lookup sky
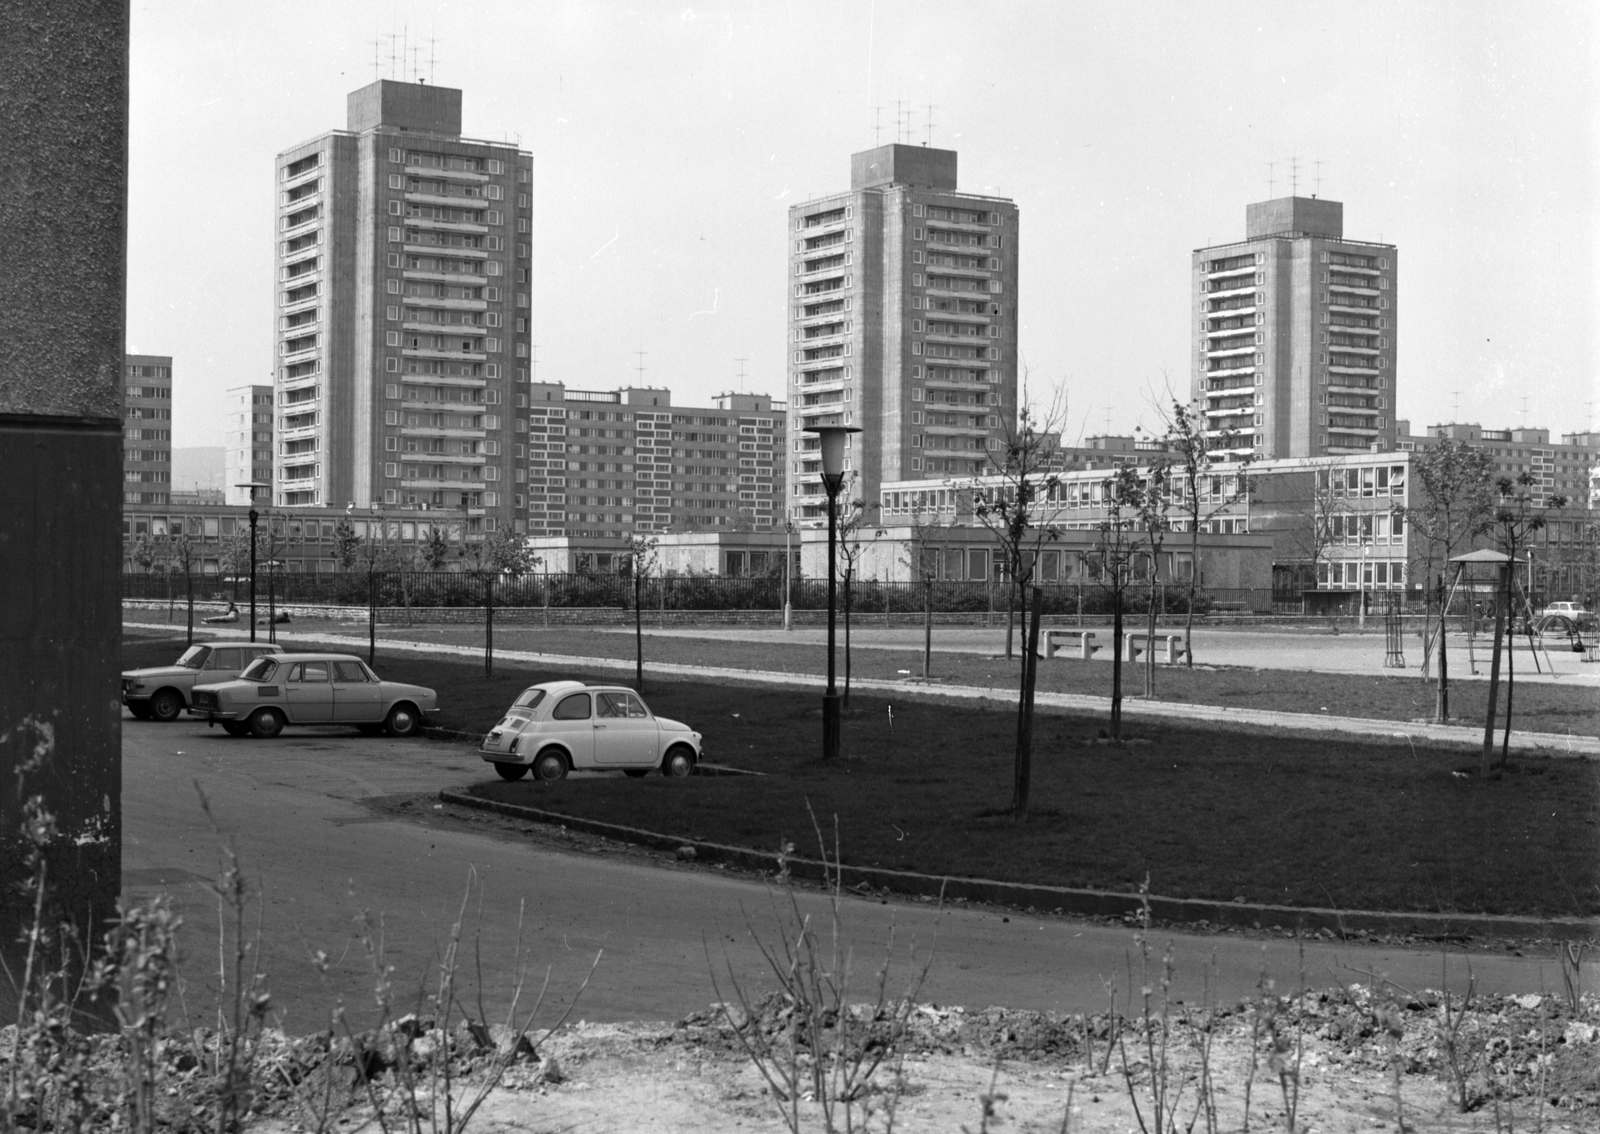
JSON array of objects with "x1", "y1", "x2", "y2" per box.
[{"x1": 128, "y1": 0, "x2": 1599, "y2": 451}]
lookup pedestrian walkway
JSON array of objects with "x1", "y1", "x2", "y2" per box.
[{"x1": 124, "y1": 619, "x2": 1600, "y2": 756}]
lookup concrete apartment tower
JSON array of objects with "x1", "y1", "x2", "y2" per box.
[
  {"x1": 224, "y1": 383, "x2": 274, "y2": 505},
  {"x1": 1191, "y1": 197, "x2": 1398, "y2": 459},
  {"x1": 274, "y1": 80, "x2": 533, "y2": 537},
  {"x1": 787, "y1": 144, "x2": 1019, "y2": 524},
  {"x1": 123, "y1": 354, "x2": 173, "y2": 503}
]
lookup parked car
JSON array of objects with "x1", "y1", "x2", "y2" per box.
[
  {"x1": 1542, "y1": 601, "x2": 1590, "y2": 618},
  {"x1": 188, "y1": 653, "x2": 440, "y2": 739},
  {"x1": 479, "y1": 681, "x2": 703, "y2": 781},
  {"x1": 123, "y1": 642, "x2": 284, "y2": 721}
]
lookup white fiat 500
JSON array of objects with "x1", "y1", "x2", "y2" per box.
[{"x1": 479, "y1": 681, "x2": 703, "y2": 781}]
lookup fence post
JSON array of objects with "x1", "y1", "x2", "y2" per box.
[{"x1": 485, "y1": 573, "x2": 495, "y2": 679}]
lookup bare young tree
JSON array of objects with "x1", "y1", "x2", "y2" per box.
[
  {"x1": 1283, "y1": 460, "x2": 1342, "y2": 610},
  {"x1": 1157, "y1": 399, "x2": 1253, "y2": 666},
  {"x1": 968, "y1": 391, "x2": 1069, "y2": 817},
  {"x1": 1481, "y1": 474, "x2": 1567, "y2": 774},
  {"x1": 1402, "y1": 440, "x2": 1494, "y2": 722},
  {"x1": 832, "y1": 480, "x2": 878, "y2": 711},
  {"x1": 1087, "y1": 464, "x2": 1163, "y2": 741},
  {"x1": 624, "y1": 534, "x2": 660, "y2": 694},
  {"x1": 1134, "y1": 458, "x2": 1175, "y2": 700},
  {"x1": 899, "y1": 513, "x2": 949, "y2": 680}
]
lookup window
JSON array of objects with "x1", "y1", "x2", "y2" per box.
[
  {"x1": 387, "y1": 279, "x2": 400, "y2": 294},
  {"x1": 333, "y1": 661, "x2": 368, "y2": 683},
  {"x1": 385, "y1": 358, "x2": 398, "y2": 372},
  {"x1": 553, "y1": 693, "x2": 591, "y2": 720},
  {"x1": 388, "y1": 226, "x2": 401, "y2": 243},
  {"x1": 385, "y1": 383, "x2": 399, "y2": 399},
  {"x1": 388, "y1": 200, "x2": 401, "y2": 215},
  {"x1": 384, "y1": 462, "x2": 398, "y2": 478},
  {"x1": 386, "y1": 253, "x2": 400, "y2": 268},
  {"x1": 386, "y1": 331, "x2": 400, "y2": 346},
  {"x1": 389, "y1": 148, "x2": 402, "y2": 163},
  {"x1": 289, "y1": 661, "x2": 329, "y2": 683},
  {"x1": 388, "y1": 174, "x2": 402, "y2": 189}
]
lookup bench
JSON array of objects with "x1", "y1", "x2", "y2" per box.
[
  {"x1": 1039, "y1": 629, "x2": 1100, "y2": 660},
  {"x1": 1125, "y1": 632, "x2": 1188, "y2": 664}
]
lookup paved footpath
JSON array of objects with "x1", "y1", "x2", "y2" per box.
[{"x1": 125, "y1": 620, "x2": 1600, "y2": 755}]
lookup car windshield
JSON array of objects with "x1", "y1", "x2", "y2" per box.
[
  {"x1": 240, "y1": 658, "x2": 278, "y2": 682},
  {"x1": 176, "y1": 646, "x2": 211, "y2": 669},
  {"x1": 513, "y1": 689, "x2": 548, "y2": 710}
]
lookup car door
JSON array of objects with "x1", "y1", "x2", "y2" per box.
[
  {"x1": 592, "y1": 691, "x2": 660, "y2": 766},
  {"x1": 284, "y1": 661, "x2": 335, "y2": 723},
  {"x1": 548, "y1": 691, "x2": 595, "y2": 766},
  {"x1": 331, "y1": 660, "x2": 385, "y2": 722},
  {"x1": 210, "y1": 648, "x2": 244, "y2": 681}
]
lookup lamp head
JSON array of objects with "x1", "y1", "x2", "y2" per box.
[{"x1": 803, "y1": 423, "x2": 862, "y2": 479}]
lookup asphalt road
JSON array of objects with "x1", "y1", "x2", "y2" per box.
[{"x1": 123, "y1": 713, "x2": 1592, "y2": 1036}]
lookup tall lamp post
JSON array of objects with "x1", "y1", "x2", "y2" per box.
[
  {"x1": 804, "y1": 423, "x2": 860, "y2": 761},
  {"x1": 236, "y1": 481, "x2": 271, "y2": 643}
]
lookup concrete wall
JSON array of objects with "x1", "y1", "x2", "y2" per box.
[{"x1": 0, "y1": 0, "x2": 128, "y2": 999}]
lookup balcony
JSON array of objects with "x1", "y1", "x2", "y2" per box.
[
  {"x1": 922, "y1": 421, "x2": 989, "y2": 436},
  {"x1": 401, "y1": 241, "x2": 489, "y2": 261},
  {"x1": 402, "y1": 320, "x2": 486, "y2": 336},
  {"x1": 922, "y1": 261, "x2": 991, "y2": 280},
  {"x1": 925, "y1": 330, "x2": 990, "y2": 346},
  {"x1": 279, "y1": 423, "x2": 319, "y2": 442},
  {"x1": 404, "y1": 165, "x2": 489, "y2": 183},
  {"x1": 400, "y1": 477, "x2": 489, "y2": 492},
  {"x1": 1325, "y1": 403, "x2": 1380, "y2": 416},
  {"x1": 401, "y1": 450, "x2": 484, "y2": 465},
  {"x1": 1205, "y1": 344, "x2": 1254, "y2": 359},
  {"x1": 403, "y1": 268, "x2": 490, "y2": 287},
  {"x1": 405, "y1": 295, "x2": 490, "y2": 312},
  {"x1": 1328, "y1": 281, "x2": 1379, "y2": 296},
  {"x1": 1206, "y1": 280, "x2": 1256, "y2": 299},
  {"x1": 1206, "y1": 265, "x2": 1255, "y2": 281},
  {"x1": 275, "y1": 476, "x2": 317, "y2": 493},
  {"x1": 1205, "y1": 362, "x2": 1257, "y2": 377},
  {"x1": 401, "y1": 346, "x2": 488, "y2": 363},
  {"x1": 400, "y1": 425, "x2": 486, "y2": 440},
  {"x1": 403, "y1": 215, "x2": 490, "y2": 236}
]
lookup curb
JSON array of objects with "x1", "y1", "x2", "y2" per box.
[
  {"x1": 123, "y1": 620, "x2": 1600, "y2": 757},
  {"x1": 437, "y1": 790, "x2": 1600, "y2": 942}
]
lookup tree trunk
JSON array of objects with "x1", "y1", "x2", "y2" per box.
[
  {"x1": 1435, "y1": 573, "x2": 1450, "y2": 723},
  {"x1": 185, "y1": 571, "x2": 194, "y2": 647},
  {"x1": 485, "y1": 573, "x2": 495, "y2": 680},
  {"x1": 1500, "y1": 564, "x2": 1516, "y2": 768},
  {"x1": 1145, "y1": 570, "x2": 1158, "y2": 699},
  {"x1": 1110, "y1": 581, "x2": 1125, "y2": 740},
  {"x1": 1480, "y1": 568, "x2": 1506, "y2": 776},
  {"x1": 635, "y1": 571, "x2": 644, "y2": 693},
  {"x1": 1012, "y1": 584, "x2": 1043, "y2": 817},
  {"x1": 843, "y1": 570, "x2": 853, "y2": 711},
  {"x1": 1003, "y1": 566, "x2": 1016, "y2": 660},
  {"x1": 1183, "y1": 545, "x2": 1197, "y2": 669},
  {"x1": 923, "y1": 577, "x2": 933, "y2": 679}
]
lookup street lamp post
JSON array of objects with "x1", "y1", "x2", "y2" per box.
[
  {"x1": 805, "y1": 423, "x2": 860, "y2": 761},
  {"x1": 783, "y1": 512, "x2": 794, "y2": 632},
  {"x1": 247, "y1": 507, "x2": 259, "y2": 643}
]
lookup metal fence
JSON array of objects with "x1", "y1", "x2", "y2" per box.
[{"x1": 122, "y1": 571, "x2": 1269, "y2": 617}]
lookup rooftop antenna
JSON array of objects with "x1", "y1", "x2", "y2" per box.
[
  {"x1": 387, "y1": 31, "x2": 397, "y2": 80},
  {"x1": 923, "y1": 103, "x2": 937, "y2": 146},
  {"x1": 1519, "y1": 396, "x2": 1530, "y2": 428},
  {"x1": 734, "y1": 356, "x2": 749, "y2": 394},
  {"x1": 1451, "y1": 390, "x2": 1461, "y2": 422},
  {"x1": 1313, "y1": 159, "x2": 1325, "y2": 198},
  {"x1": 429, "y1": 32, "x2": 436, "y2": 83},
  {"x1": 1103, "y1": 405, "x2": 1113, "y2": 436},
  {"x1": 1266, "y1": 160, "x2": 1276, "y2": 198},
  {"x1": 371, "y1": 37, "x2": 381, "y2": 80},
  {"x1": 633, "y1": 350, "x2": 647, "y2": 385},
  {"x1": 1289, "y1": 153, "x2": 1300, "y2": 197},
  {"x1": 530, "y1": 343, "x2": 539, "y2": 384},
  {"x1": 872, "y1": 104, "x2": 883, "y2": 145}
]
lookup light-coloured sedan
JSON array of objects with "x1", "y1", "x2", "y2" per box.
[
  {"x1": 479, "y1": 681, "x2": 703, "y2": 781},
  {"x1": 188, "y1": 653, "x2": 440, "y2": 739},
  {"x1": 123, "y1": 643, "x2": 284, "y2": 721}
]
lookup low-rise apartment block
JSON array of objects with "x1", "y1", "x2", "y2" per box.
[{"x1": 525, "y1": 385, "x2": 787, "y2": 538}]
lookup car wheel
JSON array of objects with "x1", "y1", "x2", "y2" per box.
[
  {"x1": 221, "y1": 721, "x2": 251, "y2": 738},
  {"x1": 662, "y1": 745, "x2": 695, "y2": 778},
  {"x1": 127, "y1": 703, "x2": 153, "y2": 720},
  {"x1": 494, "y1": 762, "x2": 529, "y2": 781},
  {"x1": 532, "y1": 749, "x2": 568, "y2": 782},
  {"x1": 623, "y1": 769, "x2": 648, "y2": 778},
  {"x1": 148, "y1": 689, "x2": 184, "y2": 723},
  {"x1": 249, "y1": 708, "x2": 285, "y2": 739},
  {"x1": 384, "y1": 703, "x2": 421, "y2": 738}
]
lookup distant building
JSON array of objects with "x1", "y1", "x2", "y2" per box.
[
  {"x1": 273, "y1": 79, "x2": 532, "y2": 537},
  {"x1": 224, "y1": 384, "x2": 274, "y2": 505},
  {"x1": 787, "y1": 144, "x2": 1020, "y2": 524},
  {"x1": 525, "y1": 384, "x2": 787, "y2": 539},
  {"x1": 1397, "y1": 420, "x2": 1599, "y2": 507},
  {"x1": 123, "y1": 353, "x2": 172, "y2": 504},
  {"x1": 1192, "y1": 196, "x2": 1397, "y2": 460}
]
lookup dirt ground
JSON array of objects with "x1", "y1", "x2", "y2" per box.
[{"x1": 224, "y1": 982, "x2": 1597, "y2": 1133}]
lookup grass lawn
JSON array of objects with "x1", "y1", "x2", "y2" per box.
[
  {"x1": 285, "y1": 617, "x2": 1600, "y2": 738},
  {"x1": 123, "y1": 635, "x2": 1600, "y2": 917}
]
